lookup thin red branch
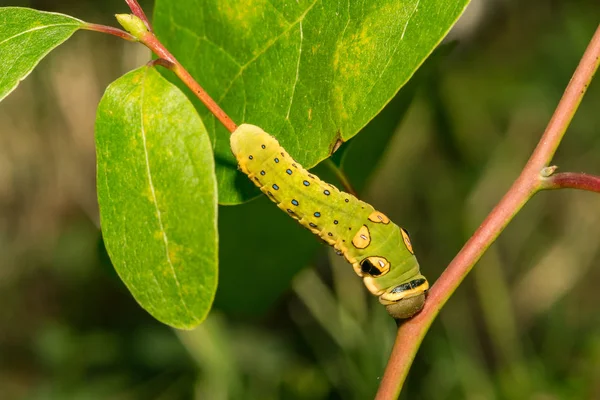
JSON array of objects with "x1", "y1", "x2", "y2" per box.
[
  {"x1": 125, "y1": 0, "x2": 152, "y2": 32},
  {"x1": 525, "y1": 28, "x2": 600, "y2": 169},
  {"x1": 140, "y1": 33, "x2": 238, "y2": 133},
  {"x1": 114, "y1": 11, "x2": 238, "y2": 132},
  {"x1": 375, "y1": 23, "x2": 600, "y2": 400},
  {"x1": 87, "y1": 2, "x2": 241, "y2": 133},
  {"x1": 543, "y1": 172, "x2": 600, "y2": 193},
  {"x1": 81, "y1": 23, "x2": 136, "y2": 41},
  {"x1": 147, "y1": 58, "x2": 175, "y2": 69}
]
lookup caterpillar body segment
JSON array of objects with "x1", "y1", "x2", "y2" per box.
[{"x1": 230, "y1": 124, "x2": 429, "y2": 319}]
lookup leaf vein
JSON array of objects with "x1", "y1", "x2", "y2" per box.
[
  {"x1": 401, "y1": 0, "x2": 421, "y2": 40},
  {"x1": 264, "y1": 0, "x2": 292, "y2": 24},
  {"x1": 285, "y1": 21, "x2": 303, "y2": 121},
  {"x1": 139, "y1": 69, "x2": 194, "y2": 320},
  {"x1": 361, "y1": 0, "x2": 421, "y2": 104},
  {"x1": 0, "y1": 32, "x2": 31, "y2": 86},
  {"x1": 0, "y1": 22, "x2": 79, "y2": 47},
  {"x1": 216, "y1": 0, "x2": 319, "y2": 104}
]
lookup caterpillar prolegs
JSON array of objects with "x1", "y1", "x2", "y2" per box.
[{"x1": 230, "y1": 124, "x2": 429, "y2": 319}]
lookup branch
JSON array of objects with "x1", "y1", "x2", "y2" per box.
[
  {"x1": 542, "y1": 172, "x2": 600, "y2": 193},
  {"x1": 85, "y1": 8, "x2": 237, "y2": 132},
  {"x1": 375, "y1": 23, "x2": 600, "y2": 400},
  {"x1": 143, "y1": 34, "x2": 238, "y2": 133},
  {"x1": 81, "y1": 23, "x2": 136, "y2": 42},
  {"x1": 116, "y1": 14, "x2": 238, "y2": 133}
]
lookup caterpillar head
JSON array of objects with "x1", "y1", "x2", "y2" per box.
[{"x1": 379, "y1": 276, "x2": 429, "y2": 319}]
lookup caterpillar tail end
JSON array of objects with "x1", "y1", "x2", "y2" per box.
[
  {"x1": 380, "y1": 275, "x2": 429, "y2": 319},
  {"x1": 384, "y1": 293, "x2": 426, "y2": 319}
]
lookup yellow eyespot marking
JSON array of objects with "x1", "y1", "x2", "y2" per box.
[
  {"x1": 360, "y1": 256, "x2": 390, "y2": 277},
  {"x1": 401, "y1": 228, "x2": 414, "y2": 254},
  {"x1": 352, "y1": 225, "x2": 371, "y2": 249},
  {"x1": 368, "y1": 211, "x2": 390, "y2": 224}
]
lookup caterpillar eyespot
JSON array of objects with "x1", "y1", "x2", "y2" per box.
[{"x1": 230, "y1": 124, "x2": 429, "y2": 319}]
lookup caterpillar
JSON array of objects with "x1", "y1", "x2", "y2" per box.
[{"x1": 230, "y1": 124, "x2": 429, "y2": 319}]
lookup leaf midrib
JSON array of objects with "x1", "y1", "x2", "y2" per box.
[
  {"x1": 0, "y1": 22, "x2": 80, "y2": 47},
  {"x1": 139, "y1": 68, "x2": 195, "y2": 321}
]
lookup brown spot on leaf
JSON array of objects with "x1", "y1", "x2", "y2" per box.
[{"x1": 329, "y1": 130, "x2": 344, "y2": 155}]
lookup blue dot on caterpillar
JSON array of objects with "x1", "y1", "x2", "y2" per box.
[{"x1": 230, "y1": 124, "x2": 429, "y2": 319}]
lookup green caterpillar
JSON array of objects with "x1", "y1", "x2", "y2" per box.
[{"x1": 231, "y1": 124, "x2": 429, "y2": 319}]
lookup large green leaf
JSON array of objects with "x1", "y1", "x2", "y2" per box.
[
  {"x1": 153, "y1": 0, "x2": 470, "y2": 204},
  {"x1": 334, "y1": 43, "x2": 458, "y2": 194},
  {"x1": 0, "y1": 7, "x2": 82, "y2": 102},
  {"x1": 95, "y1": 66, "x2": 218, "y2": 330}
]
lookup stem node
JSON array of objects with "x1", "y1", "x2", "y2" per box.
[{"x1": 541, "y1": 165, "x2": 558, "y2": 177}]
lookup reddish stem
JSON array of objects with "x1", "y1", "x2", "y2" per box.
[
  {"x1": 125, "y1": 0, "x2": 152, "y2": 32},
  {"x1": 543, "y1": 172, "x2": 600, "y2": 192},
  {"x1": 116, "y1": 2, "x2": 237, "y2": 132},
  {"x1": 82, "y1": 23, "x2": 136, "y2": 41},
  {"x1": 375, "y1": 24, "x2": 600, "y2": 400},
  {"x1": 146, "y1": 58, "x2": 172, "y2": 68},
  {"x1": 139, "y1": 33, "x2": 238, "y2": 133}
]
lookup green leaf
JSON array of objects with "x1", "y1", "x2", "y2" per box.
[
  {"x1": 95, "y1": 66, "x2": 218, "y2": 330},
  {"x1": 335, "y1": 42, "x2": 458, "y2": 194},
  {"x1": 153, "y1": 0, "x2": 470, "y2": 204},
  {"x1": 0, "y1": 7, "x2": 82, "y2": 102}
]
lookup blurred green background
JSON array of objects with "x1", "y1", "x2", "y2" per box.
[{"x1": 1, "y1": 0, "x2": 599, "y2": 399}]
